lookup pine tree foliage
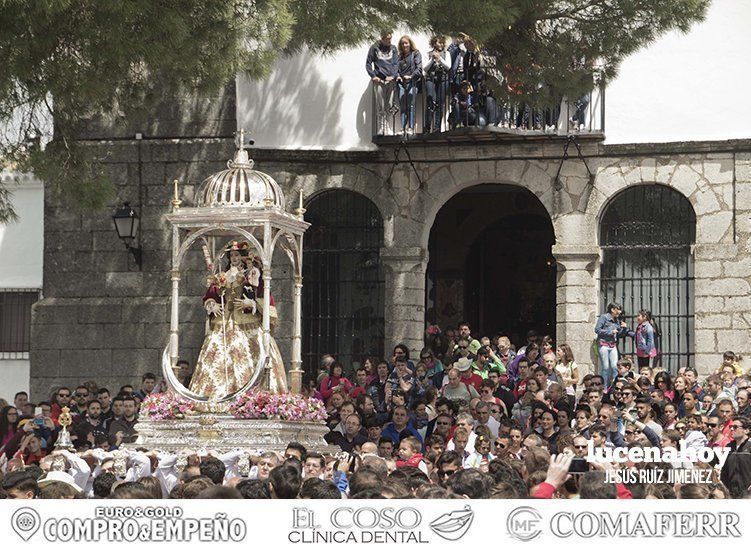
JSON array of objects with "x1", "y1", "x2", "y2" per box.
[
  {"x1": 426, "y1": 0, "x2": 710, "y2": 104},
  {"x1": 0, "y1": 0, "x2": 709, "y2": 220}
]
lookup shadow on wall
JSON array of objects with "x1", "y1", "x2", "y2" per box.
[
  {"x1": 356, "y1": 86, "x2": 372, "y2": 144},
  {"x1": 238, "y1": 54, "x2": 344, "y2": 148},
  {"x1": 70, "y1": 81, "x2": 237, "y2": 139}
]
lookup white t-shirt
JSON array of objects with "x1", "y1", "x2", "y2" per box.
[{"x1": 555, "y1": 361, "x2": 579, "y2": 396}]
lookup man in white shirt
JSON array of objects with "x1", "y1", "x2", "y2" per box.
[{"x1": 474, "y1": 401, "x2": 500, "y2": 439}]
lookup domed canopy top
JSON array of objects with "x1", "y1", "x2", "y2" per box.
[{"x1": 196, "y1": 143, "x2": 286, "y2": 210}]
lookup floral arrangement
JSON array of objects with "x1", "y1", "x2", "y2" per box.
[
  {"x1": 207, "y1": 271, "x2": 228, "y2": 290},
  {"x1": 228, "y1": 390, "x2": 327, "y2": 422},
  {"x1": 140, "y1": 393, "x2": 195, "y2": 421}
]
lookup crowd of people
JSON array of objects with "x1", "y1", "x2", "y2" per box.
[
  {"x1": 1, "y1": 306, "x2": 749, "y2": 500},
  {"x1": 366, "y1": 31, "x2": 594, "y2": 136}
]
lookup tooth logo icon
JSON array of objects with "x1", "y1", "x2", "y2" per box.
[
  {"x1": 11, "y1": 507, "x2": 41, "y2": 541},
  {"x1": 429, "y1": 505, "x2": 474, "y2": 541}
]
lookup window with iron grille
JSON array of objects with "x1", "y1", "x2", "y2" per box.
[
  {"x1": 0, "y1": 290, "x2": 41, "y2": 358},
  {"x1": 599, "y1": 185, "x2": 696, "y2": 372},
  {"x1": 302, "y1": 190, "x2": 384, "y2": 377}
]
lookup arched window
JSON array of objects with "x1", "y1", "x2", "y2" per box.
[
  {"x1": 600, "y1": 185, "x2": 696, "y2": 371},
  {"x1": 303, "y1": 190, "x2": 384, "y2": 377}
]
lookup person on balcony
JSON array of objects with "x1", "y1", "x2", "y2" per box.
[
  {"x1": 451, "y1": 81, "x2": 476, "y2": 129},
  {"x1": 424, "y1": 35, "x2": 451, "y2": 133},
  {"x1": 366, "y1": 32, "x2": 398, "y2": 136},
  {"x1": 448, "y1": 33, "x2": 468, "y2": 95},
  {"x1": 396, "y1": 35, "x2": 422, "y2": 135}
]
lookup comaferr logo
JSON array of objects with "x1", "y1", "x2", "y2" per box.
[
  {"x1": 429, "y1": 506, "x2": 474, "y2": 541},
  {"x1": 551, "y1": 512, "x2": 741, "y2": 538},
  {"x1": 507, "y1": 507, "x2": 542, "y2": 541}
]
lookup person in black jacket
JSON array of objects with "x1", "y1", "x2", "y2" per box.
[{"x1": 721, "y1": 416, "x2": 751, "y2": 498}]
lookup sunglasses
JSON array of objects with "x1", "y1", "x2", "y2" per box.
[
  {"x1": 625, "y1": 430, "x2": 635, "y2": 435},
  {"x1": 730, "y1": 425, "x2": 745, "y2": 430},
  {"x1": 706, "y1": 423, "x2": 718, "y2": 428},
  {"x1": 573, "y1": 445, "x2": 587, "y2": 450},
  {"x1": 58, "y1": 393, "x2": 70, "y2": 397},
  {"x1": 495, "y1": 442, "x2": 506, "y2": 448}
]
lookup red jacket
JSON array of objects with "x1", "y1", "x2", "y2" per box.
[
  {"x1": 319, "y1": 376, "x2": 353, "y2": 401},
  {"x1": 460, "y1": 373, "x2": 482, "y2": 393},
  {"x1": 533, "y1": 481, "x2": 632, "y2": 499}
]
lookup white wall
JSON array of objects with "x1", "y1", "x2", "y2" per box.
[
  {"x1": 0, "y1": 171, "x2": 43, "y2": 402},
  {"x1": 606, "y1": 0, "x2": 751, "y2": 144},
  {"x1": 0, "y1": 359, "x2": 30, "y2": 406},
  {"x1": 0, "y1": 172, "x2": 44, "y2": 288},
  {"x1": 238, "y1": 0, "x2": 751, "y2": 149},
  {"x1": 237, "y1": 31, "x2": 432, "y2": 151}
]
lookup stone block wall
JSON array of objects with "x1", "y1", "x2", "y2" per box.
[{"x1": 33, "y1": 136, "x2": 751, "y2": 397}]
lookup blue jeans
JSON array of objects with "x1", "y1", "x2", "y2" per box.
[
  {"x1": 398, "y1": 81, "x2": 418, "y2": 129},
  {"x1": 598, "y1": 344, "x2": 618, "y2": 387}
]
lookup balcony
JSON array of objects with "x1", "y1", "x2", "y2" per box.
[{"x1": 372, "y1": 79, "x2": 605, "y2": 145}]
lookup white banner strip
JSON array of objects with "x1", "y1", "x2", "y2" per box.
[{"x1": 2, "y1": 499, "x2": 745, "y2": 544}]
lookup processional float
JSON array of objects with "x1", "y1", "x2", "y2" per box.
[{"x1": 128, "y1": 132, "x2": 333, "y2": 453}]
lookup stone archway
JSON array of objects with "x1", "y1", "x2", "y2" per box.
[
  {"x1": 302, "y1": 189, "x2": 385, "y2": 376},
  {"x1": 426, "y1": 184, "x2": 556, "y2": 347}
]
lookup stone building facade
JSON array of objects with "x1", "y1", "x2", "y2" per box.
[{"x1": 30, "y1": 116, "x2": 751, "y2": 398}]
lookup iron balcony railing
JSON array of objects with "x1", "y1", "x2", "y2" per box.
[{"x1": 371, "y1": 75, "x2": 604, "y2": 141}]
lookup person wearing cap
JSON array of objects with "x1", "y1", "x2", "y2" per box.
[{"x1": 455, "y1": 356, "x2": 483, "y2": 393}]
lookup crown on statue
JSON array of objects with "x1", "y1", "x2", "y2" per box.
[
  {"x1": 58, "y1": 406, "x2": 72, "y2": 428},
  {"x1": 224, "y1": 240, "x2": 250, "y2": 256}
]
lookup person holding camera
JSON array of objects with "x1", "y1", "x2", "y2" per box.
[
  {"x1": 387, "y1": 356, "x2": 424, "y2": 407},
  {"x1": 423, "y1": 36, "x2": 451, "y2": 133}
]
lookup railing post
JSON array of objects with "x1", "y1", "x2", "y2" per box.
[{"x1": 600, "y1": 75, "x2": 606, "y2": 133}]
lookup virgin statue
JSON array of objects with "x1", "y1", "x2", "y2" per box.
[{"x1": 189, "y1": 240, "x2": 288, "y2": 399}]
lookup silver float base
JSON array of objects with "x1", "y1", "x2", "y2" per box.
[{"x1": 124, "y1": 414, "x2": 338, "y2": 454}]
